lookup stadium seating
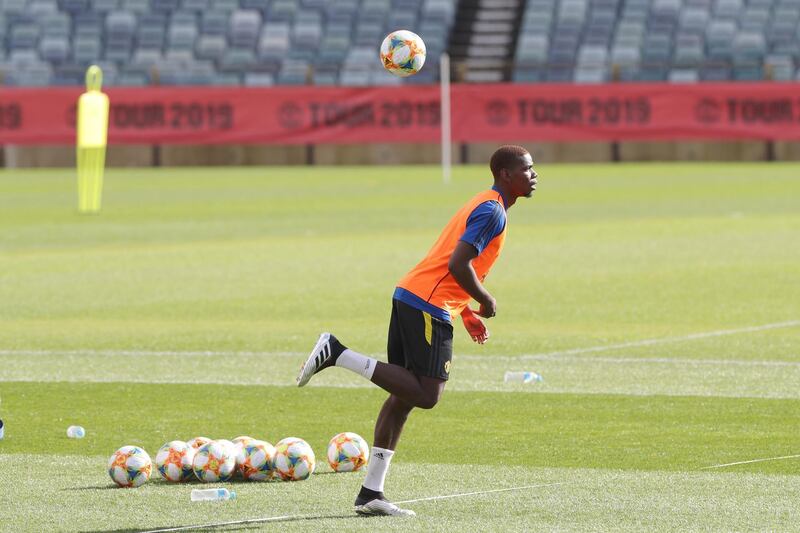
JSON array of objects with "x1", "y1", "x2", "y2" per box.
[
  {"x1": 0, "y1": 0, "x2": 797, "y2": 85},
  {"x1": 0, "y1": 0, "x2": 456, "y2": 85},
  {"x1": 515, "y1": 0, "x2": 800, "y2": 82}
]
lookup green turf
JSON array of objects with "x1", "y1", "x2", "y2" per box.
[
  {"x1": 1, "y1": 163, "x2": 799, "y2": 531},
  {"x1": 1, "y1": 381, "x2": 799, "y2": 474},
  {"x1": 4, "y1": 456, "x2": 800, "y2": 532},
  {"x1": 2, "y1": 164, "x2": 799, "y2": 354}
]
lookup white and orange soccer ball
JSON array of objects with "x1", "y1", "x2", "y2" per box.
[
  {"x1": 108, "y1": 445, "x2": 152, "y2": 488},
  {"x1": 232, "y1": 435, "x2": 254, "y2": 448},
  {"x1": 192, "y1": 440, "x2": 236, "y2": 482},
  {"x1": 231, "y1": 436, "x2": 254, "y2": 469},
  {"x1": 155, "y1": 441, "x2": 195, "y2": 482},
  {"x1": 380, "y1": 30, "x2": 426, "y2": 77},
  {"x1": 187, "y1": 436, "x2": 211, "y2": 449},
  {"x1": 216, "y1": 439, "x2": 237, "y2": 457},
  {"x1": 327, "y1": 432, "x2": 370, "y2": 473},
  {"x1": 273, "y1": 437, "x2": 315, "y2": 481},
  {"x1": 236, "y1": 439, "x2": 276, "y2": 481}
]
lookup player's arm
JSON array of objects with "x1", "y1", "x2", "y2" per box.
[{"x1": 448, "y1": 241, "x2": 497, "y2": 319}]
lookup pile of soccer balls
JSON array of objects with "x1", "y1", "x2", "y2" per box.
[{"x1": 107, "y1": 432, "x2": 369, "y2": 488}]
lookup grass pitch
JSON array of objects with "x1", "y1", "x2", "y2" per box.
[{"x1": 1, "y1": 162, "x2": 799, "y2": 531}]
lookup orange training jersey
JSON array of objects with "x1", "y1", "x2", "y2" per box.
[{"x1": 396, "y1": 189, "x2": 507, "y2": 321}]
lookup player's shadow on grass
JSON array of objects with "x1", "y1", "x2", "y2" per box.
[
  {"x1": 214, "y1": 515, "x2": 403, "y2": 531},
  {"x1": 93, "y1": 512, "x2": 364, "y2": 533}
]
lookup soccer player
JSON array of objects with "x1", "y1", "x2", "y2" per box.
[{"x1": 296, "y1": 145, "x2": 538, "y2": 516}]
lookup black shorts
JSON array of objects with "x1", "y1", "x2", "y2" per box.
[{"x1": 387, "y1": 299, "x2": 453, "y2": 381}]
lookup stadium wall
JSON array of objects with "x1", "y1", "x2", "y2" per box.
[{"x1": 6, "y1": 140, "x2": 800, "y2": 167}]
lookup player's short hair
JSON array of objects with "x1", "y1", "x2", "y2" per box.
[{"x1": 489, "y1": 145, "x2": 530, "y2": 178}]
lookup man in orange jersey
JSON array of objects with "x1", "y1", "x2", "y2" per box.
[{"x1": 296, "y1": 145, "x2": 538, "y2": 516}]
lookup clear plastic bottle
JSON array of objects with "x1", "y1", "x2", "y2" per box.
[
  {"x1": 504, "y1": 371, "x2": 543, "y2": 384},
  {"x1": 191, "y1": 488, "x2": 236, "y2": 502},
  {"x1": 66, "y1": 425, "x2": 85, "y2": 438}
]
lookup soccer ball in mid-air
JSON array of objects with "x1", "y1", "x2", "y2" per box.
[
  {"x1": 273, "y1": 437, "x2": 315, "y2": 481},
  {"x1": 108, "y1": 445, "x2": 152, "y2": 488},
  {"x1": 155, "y1": 441, "x2": 195, "y2": 482},
  {"x1": 187, "y1": 436, "x2": 211, "y2": 449},
  {"x1": 236, "y1": 440, "x2": 276, "y2": 481},
  {"x1": 192, "y1": 441, "x2": 236, "y2": 482},
  {"x1": 327, "y1": 432, "x2": 370, "y2": 473},
  {"x1": 380, "y1": 30, "x2": 426, "y2": 77}
]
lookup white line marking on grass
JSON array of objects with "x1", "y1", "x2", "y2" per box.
[
  {"x1": 3, "y1": 350, "x2": 799, "y2": 369},
  {"x1": 0, "y1": 349, "x2": 300, "y2": 358},
  {"x1": 700, "y1": 454, "x2": 800, "y2": 470},
  {"x1": 393, "y1": 481, "x2": 569, "y2": 504},
  {"x1": 136, "y1": 482, "x2": 567, "y2": 533},
  {"x1": 3, "y1": 320, "x2": 796, "y2": 362},
  {"x1": 510, "y1": 320, "x2": 800, "y2": 360},
  {"x1": 467, "y1": 354, "x2": 800, "y2": 367},
  {"x1": 139, "y1": 514, "x2": 297, "y2": 533}
]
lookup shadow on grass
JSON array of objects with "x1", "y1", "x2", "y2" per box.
[
  {"x1": 64, "y1": 480, "x2": 208, "y2": 491},
  {"x1": 88, "y1": 511, "x2": 370, "y2": 533},
  {"x1": 65, "y1": 473, "x2": 339, "y2": 492},
  {"x1": 65, "y1": 484, "x2": 120, "y2": 491}
]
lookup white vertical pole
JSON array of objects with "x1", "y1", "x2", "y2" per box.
[{"x1": 439, "y1": 52, "x2": 451, "y2": 185}]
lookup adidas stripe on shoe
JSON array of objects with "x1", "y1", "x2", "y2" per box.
[{"x1": 296, "y1": 332, "x2": 344, "y2": 387}]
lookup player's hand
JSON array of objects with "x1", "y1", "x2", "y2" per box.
[
  {"x1": 461, "y1": 307, "x2": 489, "y2": 344},
  {"x1": 476, "y1": 297, "x2": 497, "y2": 319}
]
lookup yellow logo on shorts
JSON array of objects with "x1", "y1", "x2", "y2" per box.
[{"x1": 444, "y1": 361, "x2": 451, "y2": 374}]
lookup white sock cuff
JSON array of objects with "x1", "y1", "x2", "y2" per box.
[
  {"x1": 363, "y1": 446, "x2": 394, "y2": 493},
  {"x1": 371, "y1": 446, "x2": 394, "y2": 461},
  {"x1": 336, "y1": 349, "x2": 377, "y2": 380}
]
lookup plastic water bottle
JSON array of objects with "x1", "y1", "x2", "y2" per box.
[
  {"x1": 504, "y1": 371, "x2": 543, "y2": 384},
  {"x1": 66, "y1": 425, "x2": 85, "y2": 438},
  {"x1": 191, "y1": 488, "x2": 236, "y2": 502}
]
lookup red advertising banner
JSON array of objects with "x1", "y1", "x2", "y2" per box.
[
  {"x1": 453, "y1": 82, "x2": 800, "y2": 142},
  {"x1": 0, "y1": 82, "x2": 799, "y2": 145},
  {"x1": 0, "y1": 86, "x2": 442, "y2": 145}
]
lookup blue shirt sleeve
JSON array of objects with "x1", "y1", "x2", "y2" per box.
[{"x1": 459, "y1": 200, "x2": 506, "y2": 254}]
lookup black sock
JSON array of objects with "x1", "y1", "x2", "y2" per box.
[
  {"x1": 356, "y1": 485, "x2": 384, "y2": 504},
  {"x1": 330, "y1": 337, "x2": 347, "y2": 360}
]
